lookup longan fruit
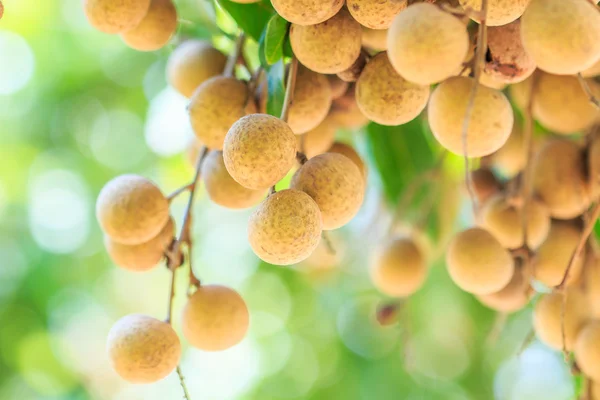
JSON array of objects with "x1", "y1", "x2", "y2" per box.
[
  {"x1": 166, "y1": 40, "x2": 227, "y2": 98},
  {"x1": 84, "y1": 0, "x2": 151, "y2": 34},
  {"x1": 576, "y1": 322, "x2": 600, "y2": 382},
  {"x1": 477, "y1": 265, "x2": 532, "y2": 313},
  {"x1": 370, "y1": 237, "x2": 427, "y2": 297},
  {"x1": 328, "y1": 141, "x2": 367, "y2": 180},
  {"x1": 427, "y1": 76, "x2": 513, "y2": 157},
  {"x1": 189, "y1": 77, "x2": 250, "y2": 150},
  {"x1": 328, "y1": 75, "x2": 349, "y2": 100},
  {"x1": 291, "y1": 153, "x2": 365, "y2": 230},
  {"x1": 182, "y1": 285, "x2": 249, "y2": 351},
  {"x1": 202, "y1": 151, "x2": 266, "y2": 209},
  {"x1": 583, "y1": 255, "x2": 600, "y2": 318},
  {"x1": 446, "y1": 227, "x2": 514, "y2": 295},
  {"x1": 582, "y1": 59, "x2": 600, "y2": 78},
  {"x1": 336, "y1": 52, "x2": 367, "y2": 83},
  {"x1": 248, "y1": 189, "x2": 322, "y2": 265},
  {"x1": 361, "y1": 27, "x2": 387, "y2": 52},
  {"x1": 347, "y1": 0, "x2": 407, "y2": 30},
  {"x1": 459, "y1": 0, "x2": 529, "y2": 26},
  {"x1": 96, "y1": 175, "x2": 170, "y2": 245},
  {"x1": 120, "y1": 0, "x2": 177, "y2": 51},
  {"x1": 532, "y1": 221, "x2": 586, "y2": 287},
  {"x1": 589, "y1": 134, "x2": 600, "y2": 200},
  {"x1": 329, "y1": 86, "x2": 370, "y2": 129},
  {"x1": 533, "y1": 290, "x2": 589, "y2": 351},
  {"x1": 223, "y1": 114, "x2": 297, "y2": 190},
  {"x1": 471, "y1": 168, "x2": 502, "y2": 204},
  {"x1": 287, "y1": 65, "x2": 332, "y2": 134},
  {"x1": 521, "y1": 0, "x2": 600, "y2": 75},
  {"x1": 387, "y1": 3, "x2": 469, "y2": 85},
  {"x1": 532, "y1": 139, "x2": 590, "y2": 219},
  {"x1": 290, "y1": 9, "x2": 362, "y2": 74},
  {"x1": 107, "y1": 314, "x2": 180, "y2": 383},
  {"x1": 297, "y1": 115, "x2": 338, "y2": 159},
  {"x1": 271, "y1": 0, "x2": 344, "y2": 25},
  {"x1": 489, "y1": 123, "x2": 525, "y2": 178},
  {"x1": 478, "y1": 71, "x2": 508, "y2": 90}
]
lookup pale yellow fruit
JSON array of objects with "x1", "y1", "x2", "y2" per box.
[
  {"x1": 427, "y1": 76, "x2": 513, "y2": 157},
  {"x1": 121, "y1": 0, "x2": 177, "y2": 51},
  {"x1": 202, "y1": 151, "x2": 266, "y2": 209},
  {"x1": 290, "y1": 9, "x2": 362, "y2": 74},
  {"x1": 96, "y1": 175, "x2": 169, "y2": 245},
  {"x1": 583, "y1": 255, "x2": 600, "y2": 318},
  {"x1": 521, "y1": 0, "x2": 600, "y2": 75},
  {"x1": 271, "y1": 0, "x2": 344, "y2": 25},
  {"x1": 532, "y1": 221, "x2": 586, "y2": 287},
  {"x1": 593, "y1": 381, "x2": 600, "y2": 400},
  {"x1": 446, "y1": 227, "x2": 514, "y2": 295},
  {"x1": 288, "y1": 65, "x2": 332, "y2": 134},
  {"x1": 189, "y1": 77, "x2": 250, "y2": 150},
  {"x1": 166, "y1": 40, "x2": 227, "y2": 98},
  {"x1": 489, "y1": 123, "x2": 525, "y2": 178},
  {"x1": 328, "y1": 141, "x2": 367, "y2": 180},
  {"x1": 329, "y1": 86, "x2": 370, "y2": 129},
  {"x1": 361, "y1": 27, "x2": 388, "y2": 51},
  {"x1": 589, "y1": 134, "x2": 600, "y2": 200},
  {"x1": 471, "y1": 168, "x2": 502, "y2": 204},
  {"x1": 388, "y1": 3, "x2": 469, "y2": 85},
  {"x1": 291, "y1": 153, "x2": 365, "y2": 230},
  {"x1": 327, "y1": 75, "x2": 349, "y2": 100},
  {"x1": 336, "y1": 52, "x2": 367, "y2": 83},
  {"x1": 478, "y1": 71, "x2": 507, "y2": 90},
  {"x1": 84, "y1": 0, "x2": 150, "y2": 34},
  {"x1": 182, "y1": 285, "x2": 249, "y2": 351},
  {"x1": 370, "y1": 237, "x2": 427, "y2": 297},
  {"x1": 533, "y1": 290, "x2": 589, "y2": 351},
  {"x1": 298, "y1": 115, "x2": 338, "y2": 159},
  {"x1": 107, "y1": 314, "x2": 180, "y2": 383},
  {"x1": 356, "y1": 52, "x2": 430, "y2": 126},
  {"x1": 477, "y1": 266, "x2": 532, "y2": 313},
  {"x1": 248, "y1": 189, "x2": 322, "y2": 265},
  {"x1": 459, "y1": 0, "x2": 529, "y2": 26},
  {"x1": 347, "y1": 0, "x2": 407, "y2": 29},
  {"x1": 582, "y1": 59, "x2": 600, "y2": 78},
  {"x1": 576, "y1": 322, "x2": 600, "y2": 382}
]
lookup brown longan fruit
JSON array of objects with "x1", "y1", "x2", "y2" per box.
[
  {"x1": 576, "y1": 322, "x2": 600, "y2": 382},
  {"x1": 356, "y1": 52, "x2": 430, "y2": 126},
  {"x1": 347, "y1": 0, "x2": 407, "y2": 30},
  {"x1": 290, "y1": 9, "x2": 362, "y2": 74},
  {"x1": 291, "y1": 153, "x2": 365, "y2": 230},
  {"x1": 477, "y1": 265, "x2": 532, "y2": 313},
  {"x1": 107, "y1": 314, "x2": 180, "y2": 383},
  {"x1": 223, "y1": 114, "x2": 297, "y2": 190},
  {"x1": 329, "y1": 86, "x2": 370, "y2": 129},
  {"x1": 202, "y1": 151, "x2": 266, "y2": 209},
  {"x1": 287, "y1": 65, "x2": 332, "y2": 134},
  {"x1": 120, "y1": 0, "x2": 177, "y2": 51},
  {"x1": 248, "y1": 189, "x2": 322, "y2": 265},
  {"x1": 328, "y1": 141, "x2": 367, "y2": 180},
  {"x1": 182, "y1": 285, "x2": 249, "y2": 351},
  {"x1": 521, "y1": 0, "x2": 600, "y2": 75},
  {"x1": 189, "y1": 77, "x2": 250, "y2": 150},
  {"x1": 427, "y1": 76, "x2": 513, "y2": 157},
  {"x1": 370, "y1": 237, "x2": 427, "y2": 297},
  {"x1": 297, "y1": 115, "x2": 338, "y2": 159},
  {"x1": 166, "y1": 40, "x2": 227, "y2": 98},
  {"x1": 361, "y1": 27, "x2": 387, "y2": 52},
  {"x1": 446, "y1": 228, "x2": 514, "y2": 295},
  {"x1": 327, "y1": 75, "x2": 349, "y2": 100},
  {"x1": 387, "y1": 3, "x2": 469, "y2": 85},
  {"x1": 271, "y1": 0, "x2": 344, "y2": 25},
  {"x1": 471, "y1": 168, "x2": 502, "y2": 204},
  {"x1": 96, "y1": 175, "x2": 170, "y2": 245},
  {"x1": 84, "y1": 0, "x2": 151, "y2": 34},
  {"x1": 489, "y1": 123, "x2": 525, "y2": 178},
  {"x1": 459, "y1": 0, "x2": 529, "y2": 26}
]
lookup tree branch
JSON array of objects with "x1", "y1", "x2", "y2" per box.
[
  {"x1": 577, "y1": 73, "x2": 600, "y2": 109},
  {"x1": 223, "y1": 34, "x2": 246, "y2": 78}
]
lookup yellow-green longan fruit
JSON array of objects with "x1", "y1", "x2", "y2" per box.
[
  {"x1": 370, "y1": 237, "x2": 427, "y2": 297},
  {"x1": 347, "y1": 0, "x2": 407, "y2": 30},
  {"x1": 189, "y1": 77, "x2": 250, "y2": 150},
  {"x1": 489, "y1": 123, "x2": 525, "y2": 178},
  {"x1": 297, "y1": 115, "x2": 338, "y2": 159},
  {"x1": 575, "y1": 322, "x2": 600, "y2": 382},
  {"x1": 166, "y1": 40, "x2": 227, "y2": 98},
  {"x1": 291, "y1": 153, "x2": 365, "y2": 230},
  {"x1": 96, "y1": 174, "x2": 170, "y2": 245},
  {"x1": 84, "y1": 0, "x2": 151, "y2": 34},
  {"x1": 107, "y1": 314, "x2": 180, "y2": 383},
  {"x1": 329, "y1": 86, "x2": 370, "y2": 129},
  {"x1": 477, "y1": 265, "x2": 532, "y2": 313},
  {"x1": 120, "y1": 0, "x2": 177, "y2": 51},
  {"x1": 355, "y1": 52, "x2": 430, "y2": 126},
  {"x1": 361, "y1": 27, "x2": 388, "y2": 52},
  {"x1": 459, "y1": 0, "x2": 529, "y2": 26},
  {"x1": 327, "y1": 75, "x2": 349, "y2": 100},
  {"x1": 446, "y1": 228, "x2": 514, "y2": 295},
  {"x1": 202, "y1": 151, "x2": 266, "y2": 209},
  {"x1": 388, "y1": 3, "x2": 469, "y2": 85},
  {"x1": 248, "y1": 189, "x2": 322, "y2": 265},
  {"x1": 271, "y1": 0, "x2": 344, "y2": 26},
  {"x1": 223, "y1": 114, "x2": 297, "y2": 190},
  {"x1": 328, "y1": 141, "x2": 367, "y2": 180},
  {"x1": 288, "y1": 65, "x2": 332, "y2": 134},
  {"x1": 427, "y1": 76, "x2": 513, "y2": 157},
  {"x1": 182, "y1": 285, "x2": 249, "y2": 351},
  {"x1": 521, "y1": 0, "x2": 600, "y2": 75},
  {"x1": 290, "y1": 9, "x2": 362, "y2": 74}
]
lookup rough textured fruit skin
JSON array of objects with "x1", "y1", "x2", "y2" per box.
[
  {"x1": 575, "y1": 322, "x2": 600, "y2": 381},
  {"x1": 533, "y1": 221, "x2": 585, "y2": 287},
  {"x1": 248, "y1": 189, "x2": 322, "y2": 265},
  {"x1": 471, "y1": 168, "x2": 502, "y2": 204},
  {"x1": 361, "y1": 27, "x2": 387, "y2": 51},
  {"x1": 532, "y1": 139, "x2": 590, "y2": 219},
  {"x1": 428, "y1": 76, "x2": 513, "y2": 157},
  {"x1": 459, "y1": 0, "x2": 529, "y2": 26},
  {"x1": 356, "y1": 52, "x2": 430, "y2": 126},
  {"x1": 203, "y1": 151, "x2": 266, "y2": 209},
  {"x1": 329, "y1": 86, "x2": 369, "y2": 129},
  {"x1": 521, "y1": 0, "x2": 600, "y2": 75},
  {"x1": 388, "y1": 3, "x2": 468, "y2": 85},
  {"x1": 84, "y1": 0, "x2": 151, "y2": 34},
  {"x1": 290, "y1": 9, "x2": 362, "y2": 74},
  {"x1": 489, "y1": 123, "x2": 525, "y2": 178},
  {"x1": 223, "y1": 114, "x2": 297, "y2": 190},
  {"x1": 96, "y1": 175, "x2": 170, "y2": 245},
  {"x1": 288, "y1": 65, "x2": 332, "y2": 134},
  {"x1": 477, "y1": 266, "x2": 532, "y2": 313},
  {"x1": 271, "y1": 0, "x2": 344, "y2": 26},
  {"x1": 166, "y1": 40, "x2": 227, "y2": 98},
  {"x1": 589, "y1": 134, "x2": 600, "y2": 200},
  {"x1": 327, "y1": 75, "x2": 349, "y2": 100},
  {"x1": 533, "y1": 290, "x2": 589, "y2": 351},
  {"x1": 370, "y1": 237, "x2": 427, "y2": 297},
  {"x1": 121, "y1": 0, "x2": 177, "y2": 51},
  {"x1": 446, "y1": 228, "x2": 514, "y2": 295},
  {"x1": 182, "y1": 285, "x2": 249, "y2": 351},
  {"x1": 107, "y1": 314, "x2": 180, "y2": 383},
  {"x1": 298, "y1": 115, "x2": 337, "y2": 159},
  {"x1": 347, "y1": 0, "x2": 407, "y2": 29},
  {"x1": 189, "y1": 77, "x2": 249, "y2": 150},
  {"x1": 328, "y1": 142, "x2": 367, "y2": 180},
  {"x1": 291, "y1": 153, "x2": 365, "y2": 230}
]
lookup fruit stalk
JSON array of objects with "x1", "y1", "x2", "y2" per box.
[
  {"x1": 577, "y1": 73, "x2": 600, "y2": 108},
  {"x1": 223, "y1": 34, "x2": 246, "y2": 78}
]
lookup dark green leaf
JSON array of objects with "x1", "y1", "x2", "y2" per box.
[
  {"x1": 283, "y1": 34, "x2": 294, "y2": 58},
  {"x1": 264, "y1": 14, "x2": 289, "y2": 65},
  {"x1": 266, "y1": 60, "x2": 286, "y2": 117},
  {"x1": 216, "y1": 0, "x2": 273, "y2": 41}
]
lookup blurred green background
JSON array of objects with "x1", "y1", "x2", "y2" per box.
[{"x1": 0, "y1": 0, "x2": 578, "y2": 399}]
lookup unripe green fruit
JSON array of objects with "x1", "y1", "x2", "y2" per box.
[
  {"x1": 271, "y1": 0, "x2": 344, "y2": 26},
  {"x1": 121, "y1": 0, "x2": 177, "y2": 52},
  {"x1": 84, "y1": 0, "x2": 151, "y2": 34}
]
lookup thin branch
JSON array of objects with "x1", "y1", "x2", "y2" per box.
[
  {"x1": 176, "y1": 366, "x2": 192, "y2": 400},
  {"x1": 223, "y1": 34, "x2": 246, "y2": 78},
  {"x1": 517, "y1": 328, "x2": 535, "y2": 357},
  {"x1": 246, "y1": 65, "x2": 264, "y2": 98},
  {"x1": 165, "y1": 266, "x2": 177, "y2": 324},
  {"x1": 322, "y1": 232, "x2": 336, "y2": 256},
  {"x1": 280, "y1": 57, "x2": 298, "y2": 122},
  {"x1": 560, "y1": 290, "x2": 570, "y2": 362},
  {"x1": 578, "y1": 73, "x2": 600, "y2": 109},
  {"x1": 167, "y1": 183, "x2": 193, "y2": 202},
  {"x1": 486, "y1": 312, "x2": 508, "y2": 347}
]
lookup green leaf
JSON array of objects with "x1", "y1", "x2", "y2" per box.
[
  {"x1": 215, "y1": 0, "x2": 273, "y2": 41},
  {"x1": 257, "y1": 28, "x2": 269, "y2": 69},
  {"x1": 264, "y1": 14, "x2": 289, "y2": 65},
  {"x1": 283, "y1": 35, "x2": 294, "y2": 58},
  {"x1": 266, "y1": 60, "x2": 286, "y2": 117}
]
